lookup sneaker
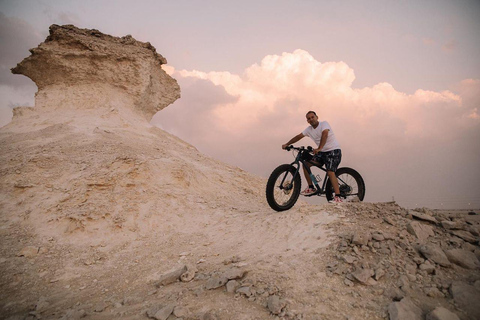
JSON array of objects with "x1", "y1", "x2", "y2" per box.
[
  {"x1": 301, "y1": 187, "x2": 317, "y2": 196},
  {"x1": 328, "y1": 195, "x2": 343, "y2": 203}
]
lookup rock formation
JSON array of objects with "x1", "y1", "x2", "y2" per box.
[{"x1": 11, "y1": 24, "x2": 180, "y2": 122}]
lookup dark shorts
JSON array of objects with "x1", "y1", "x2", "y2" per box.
[{"x1": 313, "y1": 149, "x2": 342, "y2": 172}]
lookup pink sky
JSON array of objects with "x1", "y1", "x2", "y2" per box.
[{"x1": 1, "y1": 1, "x2": 479, "y2": 208}]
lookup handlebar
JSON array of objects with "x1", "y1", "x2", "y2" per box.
[{"x1": 285, "y1": 145, "x2": 313, "y2": 152}]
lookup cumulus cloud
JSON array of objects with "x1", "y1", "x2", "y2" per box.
[{"x1": 153, "y1": 49, "x2": 480, "y2": 208}]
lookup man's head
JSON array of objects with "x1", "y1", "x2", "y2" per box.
[{"x1": 306, "y1": 111, "x2": 319, "y2": 127}]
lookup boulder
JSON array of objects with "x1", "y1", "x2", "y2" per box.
[
  {"x1": 407, "y1": 221, "x2": 434, "y2": 243},
  {"x1": 445, "y1": 249, "x2": 480, "y2": 269},
  {"x1": 450, "y1": 282, "x2": 480, "y2": 319},
  {"x1": 410, "y1": 211, "x2": 437, "y2": 224},
  {"x1": 450, "y1": 230, "x2": 477, "y2": 243},
  {"x1": 388, "y1": 297, "x2": 422, "y2": 320},
  {"x1": 426, "y1": 307, "x2": 460, "y2": 320},
  {"x1": 418, "y1": 244, "x2": 451, "y2": 267}
]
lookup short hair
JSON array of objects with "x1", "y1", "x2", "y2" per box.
[{"x1": 306, "y1": 111, "x2": 317, "y2": 117}]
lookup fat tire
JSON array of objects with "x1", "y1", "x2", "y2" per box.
[
  {"x1": 266, "y1": 164, "x2": 302, "y2": 211},
  {"x1": 325, "y1": 167, "x2": 365, "y2": 202}
]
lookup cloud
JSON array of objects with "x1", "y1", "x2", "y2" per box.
[
  {"x1": 154, "y1": 49, "x2": 480, "y2": 208},
  {"x1": 0, "y1": 13, "x2": 40, "y2": 127},
  {"x1": 0, "y1": 12, "x2": 43, "y2": 87}
]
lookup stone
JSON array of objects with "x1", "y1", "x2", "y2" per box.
[
  {"x1": 419, "y1": 261, "x2": 436, "y2": 274},
  {"x1": 205, "y1": 275, "x2": 228, "y2": 290},
  {"x1": 267, "y1": 295, "x2": 286, "y2": 315},
  {"x1": 202, "y1": 311, "x2": 218, "y2": 320},
  {"x1": 450, "y1": 282, "x2": 480, "y2": 319},
  {"x1": 173, "y1": 306, "x2": 188, "y2": 318},
  {"x1": 226, "y1": 280, "x2": 239, "y2": 293},
  {"x1": 351, "y1": 268, "x2": 376, "y2": 285},
  {"x1": 222, "y1": 268, "x2": 247, "y2": 280},
  {"x1": 440, "y1": 220, "x2": 462, "y2": 230},
  {"x1": 410, "y1": 211, "x2": 437, "y2": 224},
  {"x1": 17, "y1": 246, "x2": 39, "y2": 258},
  {"x1": 407, "y1": 221, "x2": 434, "y2": 243},
  {"x1": 352, "y1": 232, "x2": 371, "y2": 246},
  {"x1": 180, "y1": 265, "x2": 197, "y2": 282},
  {"x1": 236, "y1": 286, "x2": 252, "y2": 297},
  {"x1": 424, "y1": 286, "x2": 444, "y2": 298},
  {"x1": 372, "y1": 232, "x2": 385, "y2": 241},
  {"x1": 387, "y1": 297, "x2": 422, "y2": 320},
  {"x1": 384, "y1": 217, "x2": 395, "y2": 225},
  {"x1": 418, "y1": 245, "x2": 451, "y2": 267},
  {"x1": 343, "y1": 255, "x2": 356, "y2": 264},
  {"x1": 426, "y1": 307, "x2": 460, "y2": 320},
  {"x1": 445, "y1": 249, "x2": 480, "y2": 269},
  {"x1": 374, "y1": 268, "x2": 385, "y2": 281},
  {"x1": 155, "y1": 265, "x2": 187, "y2": 287},
  {"x1": 450, "y1": 230, "x2": 477, "y2": 243},
  {"x1": 147, "y1": 305, "x2": 175, "y2": 320}
]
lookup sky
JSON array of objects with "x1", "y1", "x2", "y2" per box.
[{"x1": 1, "y1": 0, "x2": 479, "y2": 209}]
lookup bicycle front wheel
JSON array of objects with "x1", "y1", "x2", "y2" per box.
[
  {"x1": 266, "y1": 164, "x2": 301, "y2": 211},
  {"x1": 326, "y1": 167, "x2": 365, "y2": 202}
]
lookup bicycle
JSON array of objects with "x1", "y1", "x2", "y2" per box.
[{"x1": 266, "y1": 145, "x2": 365, "y2": 211}]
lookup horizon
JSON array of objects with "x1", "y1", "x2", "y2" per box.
[{"x1": 1, "y1": 0, "x2": 479, "y2": 210}]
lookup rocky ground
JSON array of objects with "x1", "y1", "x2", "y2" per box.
[{"x1": 1, "y1": 198, "x2": 479, "y2": 320}]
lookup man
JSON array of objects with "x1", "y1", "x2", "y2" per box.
[{"x1": 282, "y1": 111, "x2": 343, "y2": 203}]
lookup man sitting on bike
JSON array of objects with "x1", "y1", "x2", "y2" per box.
[{"x1": 282, "y1": 111, "x2": 343, "y2": 203}]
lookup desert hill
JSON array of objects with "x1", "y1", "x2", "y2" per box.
[{"x1": 1, "y1": 25, "x2": 479, "y2": 320}]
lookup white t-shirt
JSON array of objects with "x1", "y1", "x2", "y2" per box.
[{"x1": 302, "y1": 121, "x2": 341, "y2": 152}]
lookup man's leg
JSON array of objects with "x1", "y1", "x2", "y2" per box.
[
  {"x1": 327, "y1": 170, "x2": 340, "y2": 195},
  {"x1": 303, "y1": 163, "x2": 313, "y2": 186}
]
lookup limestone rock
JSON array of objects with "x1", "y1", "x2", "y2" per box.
[
  {"x1": 351, "y1": 268, "x2": 376, "y2": 285},
  {"x1": 407, "y1": 221, "x2": 434, "y2": 243},
  {"x1": 410, "y1": 211, "x2": 437, "y2": 224},
  {"x1": 450, "y1": 282, "x2": 480, "y2": 319},
  {"x1": 267, "y1": 295, "x2": 286, "y2": 315},
  {"x1": 155, "y1": 265, "x2": 187, "y2": 287},
  {"x1": 17, "y1": 246, "x2": 39, "y2": 258},
  {"x1": 388, "y1": 297, "x2": 422, "y2": 320},
  {"x1": 450, "y1": 230, "x2": 477, "y2": 243},
  {"x1": 352, "y1": 231, "x2": 371, "y2": 246},
  {"x1": 147, "y1": 305, "x2": 175, "y2": 320},
  {"x1": 11, "y1": 24, "x2": 180, "y2": 122},
  {"x1": 205, "y1": 275, "x2": 228, "y2": 290},
  {"x1": 226, "y1": 280, "x2": 239, "y2": 293},
  {"x1": 418, "y1": 244, "x2": 451, "y2": 267},
  {"x1": 426, "y1": 307, "x2": 460, "y2": 320},
  {"x1": 445, "y1": 249, "x2": 480, "y2": 269},
  {"x1": 180, "y1": 264, "x2": 197, "y2": 282}
]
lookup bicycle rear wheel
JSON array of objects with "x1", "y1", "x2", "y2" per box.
[
  {"x1": 325, "y1": 167, "x2": 365, "y2": 202},
  {"x1": 266, "y1": 164, "x2": 301, "y2": 211}
]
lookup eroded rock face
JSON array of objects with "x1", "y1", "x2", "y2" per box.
[{"x1": 11, "y1": 24, "x2": 180, "y2": 121}]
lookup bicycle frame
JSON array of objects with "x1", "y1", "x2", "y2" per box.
[{"x1": 282, "y1": 146, "x2": 329, "y2": 196}]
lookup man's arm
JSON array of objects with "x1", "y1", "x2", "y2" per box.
[
  {"x1": 282, "y1": 133, "x2": 305, "y2": 149},
  {"x1": 314, "y1": 129, "x2": 329, "y2": 154}
]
